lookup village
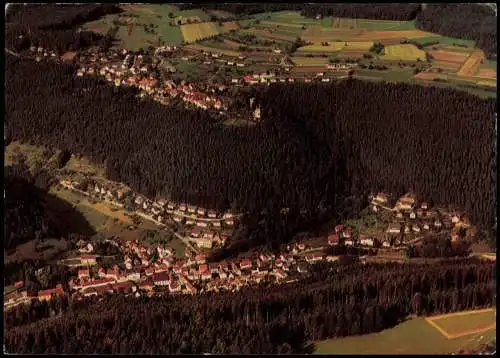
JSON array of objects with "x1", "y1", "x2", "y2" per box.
[
  {"x1": 27, "y1": 45, "x2": 355, "y2": 121},
  {"x1": 4, "y1": 178, "x2": 478, "y2": 312}
]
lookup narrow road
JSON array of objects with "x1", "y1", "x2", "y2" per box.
[{"x1": 174, "y1": 232, "x2": 199, "y2": 254}]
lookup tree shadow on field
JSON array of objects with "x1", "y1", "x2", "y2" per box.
[{"x1": 43, "y1": 192, "x2": 97, "y2": 238}]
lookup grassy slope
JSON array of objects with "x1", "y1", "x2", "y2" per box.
[
  {"x1": 434, "y1": 310, "x2": 497, "y2": 336},
  {"x1": 314, "y1": 316, "x2": 496, "y2": 355}
]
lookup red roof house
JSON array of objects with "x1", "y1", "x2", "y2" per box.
[
  {"x1": 240, "y1": 259, "x2": 252, "y2": 270},
  {"x1": 328, "y1": 234, "x2": 340, "y2": 246}
]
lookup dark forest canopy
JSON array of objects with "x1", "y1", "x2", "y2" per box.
[
  {"x1": 4, "y1": 4, "x2": 121, "y2": 53},
  {"x1": 4, "y1": 165, "x2": 55, "y2": 251},
  {"x1": 178, "y1": 3, "x2": 421, "y2": 21},
  {"x1": 4, "y1": 260, "x2": 495, "y2": 354},
  {"x1": 415, "y1": 4, "x2": 497, "y2": 60},
  {"x1": 6, "y1": 54, "x2": 496, "y2": 236}
]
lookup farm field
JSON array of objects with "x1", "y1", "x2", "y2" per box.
[
  {"x1": 384, "y1": 44, "x2": 426, "y2": 61},
  {"x1": 477, "y1": 68, "x2": 496, "y2": 80},
  {"x1": 302, "y1": 27, "x2": 363, "y2": 42},
  {"x1": 332, "y1": 17, "x2": 359, "y2": 29},
  {"x1": 292, "y1": 56, "x2": 330, "y2": 66},
  {"x1": 314, "y1": 312, "x2": 496, "y2": 355},
  {"x1": 83, "y1": 4, "x2": 186, "y2": 48},
  {"x1": 354, "y1": 69, "x2": 415, "y2": 83},
  {"x1": 457, "y1": 50, "x2": 485, "y2": 77},
  {"x1": 184, "y1": 44, "x2": 240, "y2": 57},
  {"x1": 243, "y1": 29, "x2": 297, "y2": 42},
  {"x1": 219, "y1": 21, "x2": 240, "y2": 33},
  {"x1": 208, "y1": 10, "x2": 234, "y2": 19},
  {"x1": 181, "y1": 22, "x2": 220, "y2": 43},
  {"x1": 429, "y1": 49, "x2": 469, "y2": 64},
  {"x1": 352, "y1": 29, "x2": 434, "y2": 42},
  {"x1": 48, "y1": 187, "x2": 110, "y2": 233},
  {"x1": 412, "y1": 35, "x2": 476, "y2": 48},
  {"x1": 297, "y1": 41, "x2": 373, "y2": 54},
  {"x1": 426, "y1": 308, "x2": 496, "y2": 339},
  {"x1": 253, "y1": 11, "x2": 319, "y2": 25},
  {"x1": 358, "y1": 19, "x2": 416, "y2": 31}
]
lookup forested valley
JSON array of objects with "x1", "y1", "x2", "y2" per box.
[
  {"x1": 4, "y1": 259, "x2": 495, "y2": 354},
  {"x1": 6, "y1": 53, "x2": 496, "y2": 253},
  {"x1": 3, "y1": 4, "x2": 497, "y2": 354}
]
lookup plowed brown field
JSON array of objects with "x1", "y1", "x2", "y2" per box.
[
  {"x1": 478, "y1": 68, "x2": 496, "y2": 79},
  {"x1": 429, "y1": 50, "x2": 469, "y2": 64}
]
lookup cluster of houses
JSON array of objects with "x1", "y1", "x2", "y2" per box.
[
  {"x1": 4, "y1": 236, "x2": 340, "y2": 310},
  {"x1": 371, "y1": 192, "x2": 472, "y2": 247},
  {"x1": 59, "y1": 179, "x2": 236, "y2": 250},
  {"x1": 4, "y1": 283, "x2": 65, "y2": 310},
  {"x1": 27, "y1": 45, "x2": 358, "y2": 123},
  {"x1": 323, "y1": 192, "x2": 474, "y2": 250},
  {"x1": 29, "y1": 46, "x2": 58, "y2": 62}
]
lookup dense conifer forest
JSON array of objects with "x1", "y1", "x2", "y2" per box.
[
  {"x1": 4, "y1": 259, "x2": 495, "y2": 354},
  {"x1": 4, "y1": 165, "x2": 55, "y2": 251},
  {"x1": 5, "y1": 4, "x2": 121, "y2": 53}
]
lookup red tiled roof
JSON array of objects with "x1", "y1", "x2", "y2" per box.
[
  {"x1": 39, "y1": 287, "x2": 64, "y2": 297},
  {"x1": 240, "y1": 259, "x2": 252, "y2": 267},
  {"x1": 153, "y1": 272, "x2": 170, "y2": 283},
  {"x1": 199, "y1": 264, "x2": 209, "y2": 273},
  {"x1": 328, "y1": 234, "x2": 339, "y2": 243},
  {"x1": 140, "y1": 279, "x2": 153, "y2": 287}
]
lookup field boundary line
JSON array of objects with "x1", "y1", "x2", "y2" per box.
[
  {"x1": 427, "y1": 308, "x2": 495, "y2": 321},
  {"x1": 446, "y1": 323, "x2": 496, "y2": 339},
  {"x1": 424, "y1": 317, "x2": 452, "y2": 338},
  {"x1": 425, "y1": 308, "x2": 496, "y2": 340}
]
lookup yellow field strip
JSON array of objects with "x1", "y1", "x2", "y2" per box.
[
  {"x1": 425, "y1": 318, "x2": 455, "y2": 338},
  {"x1": 457, "y1": 50, "x2": 484, "y2": 77}
]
